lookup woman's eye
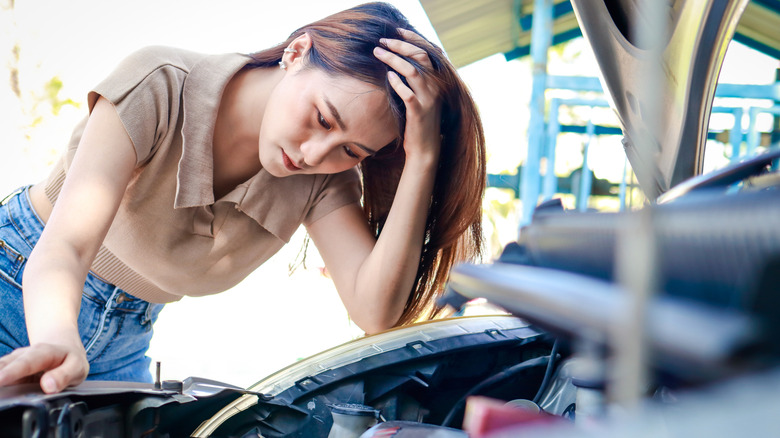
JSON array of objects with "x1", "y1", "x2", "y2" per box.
[
  {"x1": 343, "y1": 146, "x2": 359, "y2": 159},
  {"x1": 317, "y1": 111, "x2": 331, "y2": 130}
]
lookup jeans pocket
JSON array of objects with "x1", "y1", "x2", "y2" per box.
[
  {"x1": 0, "y1": 236, "x2": 25, "y2": 288},
  {"x1": 0, "y1": 274, "x2": 28, "y2": 352}
]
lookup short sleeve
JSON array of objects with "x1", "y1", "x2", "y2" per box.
[
  {"x1": 87, "y1": 46, "x2": 189, "y2": 165},
  {"x1": 304, "y1": 167, "x2": 363, "y2": 225}
]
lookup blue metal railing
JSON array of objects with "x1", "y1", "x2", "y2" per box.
[
  {"x1": 711, "y1": 107, "x2": 744, "y2": 160},
  {"x1": 542, "y1": 98, "x2": 612, "y2": 211},
  {"x1": 747, "y1": 106, "x2": 780, "y2": 155},
  {"x1": 534, "y1": 101, "x2": 778, "y2": 213},
  {"x1": 491, "y1": 74, "x2": 780, "y2": 224}
]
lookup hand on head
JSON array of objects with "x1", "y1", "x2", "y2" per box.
[{"x1": 373, "y1": 28, "x2": 443, "y2": 163}]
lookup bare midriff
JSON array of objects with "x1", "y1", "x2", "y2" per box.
[{"x1": 28, "y1": 182, "x2": 53, "y2": 223}]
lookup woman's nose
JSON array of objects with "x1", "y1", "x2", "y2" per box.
[{"x1": 300, "y1": 140, "x2": 332, "y2": 167}]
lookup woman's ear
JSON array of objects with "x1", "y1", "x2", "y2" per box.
[{"x1": 284, "y1": 33, "x2": 313, "y2": 71}]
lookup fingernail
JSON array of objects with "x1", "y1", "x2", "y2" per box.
[
  {"x1": 379, "y1": 38, "x2": 388, "y2": 45},
  {"x1": 374, "y1": 46, "x2": 387, "y2": 56},
  {"x1": 41, "y1": 375, "x2": 57, "y2": 393}
]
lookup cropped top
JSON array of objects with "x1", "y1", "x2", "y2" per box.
[{"x1": 42, "y1": 46, "x2": 362, "y2": 303}]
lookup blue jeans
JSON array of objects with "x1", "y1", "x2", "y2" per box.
[{"x1": 0, "y1": 187, "x2": 164, "y2": 382}]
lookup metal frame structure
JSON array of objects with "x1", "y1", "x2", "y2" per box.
[{"x1": 491, "y1": 1, "x2": 780, "y2": 226}]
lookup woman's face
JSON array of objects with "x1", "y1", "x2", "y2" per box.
[{"x1": 259, "y1": 66, "x2": 398, "y2": 177}]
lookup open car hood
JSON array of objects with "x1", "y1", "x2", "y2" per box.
[{"x1": 570, "y1": 0, "x2": 750, "y2": 199}]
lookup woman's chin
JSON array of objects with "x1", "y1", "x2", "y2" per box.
[{"x1": 264, "y1": 166, "x2": 286, "y2": 178}]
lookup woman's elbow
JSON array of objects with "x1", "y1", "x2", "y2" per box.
[{"x1": 354, "y1": 311, "x2": 402, "y2": 335}]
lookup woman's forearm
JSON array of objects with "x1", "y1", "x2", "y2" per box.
[
  {"x1": 351, "y1": 151, "x2": 439, "y2": 332},
  {"x1": 22, "y1": 240, "x2": 93, "y2": 347},
  {"x1": 308, "y1": 29, "x2": 447, "y2": 334}
]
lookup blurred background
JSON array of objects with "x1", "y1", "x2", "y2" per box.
[{"x1": 1, "y1": 0, "x2": 778, "y2": 387}]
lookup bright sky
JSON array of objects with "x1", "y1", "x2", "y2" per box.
[{"x1": 8, "y1": 0, "x2": 439, "y2": 92}]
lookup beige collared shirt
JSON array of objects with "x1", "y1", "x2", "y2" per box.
[{"x1": 43, "y1": 46, "x2": 361, "y2": 303}]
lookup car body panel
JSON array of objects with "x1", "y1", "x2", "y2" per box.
[{"x1": 570, "y1": 0, "x2": 750, "y2": 198}]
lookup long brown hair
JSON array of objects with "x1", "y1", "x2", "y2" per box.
[{"x1": 248, "y1": 2, "x2": 486, "y2": 326}]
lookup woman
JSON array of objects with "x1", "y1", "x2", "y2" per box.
[{"x1": 0, "y1": 2, "x2": 485, "y2": 394}]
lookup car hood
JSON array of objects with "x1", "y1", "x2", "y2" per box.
[{"x1": 569, "y1": 0, "x2": 750, "y2": 199}]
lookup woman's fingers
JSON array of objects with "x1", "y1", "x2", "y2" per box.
[
  {"x1": 41, "y1": 351, "x2": 89, "y2": 393},
  {"x1": 379, "y1": 37, "x2": 432, "y2": 68},
  {"x1": 373, "y1": 46, "x2": 422, "y2": 87},
  {"x1": 386, "y1": 70, "x2": 416, "y2": 104},
  {"x1": 396, "y1": 27, "x2": 430, "y2": 47},
  {"x1": 0, "y1": 346, "x2": 62, "y2": 385},
  {"x1": 0, "y1": 344, "x2": 88, "y2": 393},
  {"x1": 373, "y1": 43, "x2": 439, "y2": 106},
  {"x1": 375, "y1": 29, "x2": 438, "y2": 94},
  {"x1": 374, "y1": 29, "x2": 443, "y2": 159},
  {"x1": 0, "y1": 347, "x2": 43, "y2": 385}
]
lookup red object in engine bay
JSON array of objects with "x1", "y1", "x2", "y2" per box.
[{"x1": 463, "y1": 395, "x2": 564, "y2": 437}]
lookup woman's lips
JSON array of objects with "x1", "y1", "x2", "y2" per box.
[{"x1": 282, "y1": 149, "x2": 302, "y2": 171}]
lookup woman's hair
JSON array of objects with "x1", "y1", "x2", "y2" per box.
[{"x1": 248, "y1": 2, "x2": 486, "y2": 326}]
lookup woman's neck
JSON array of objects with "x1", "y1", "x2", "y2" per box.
[{"x1": 212, "y1": 66, "x2": 284, "y2": 198}]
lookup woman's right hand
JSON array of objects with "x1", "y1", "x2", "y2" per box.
[{"x1": 0, "y1": 335, "x2": 89, "y2": 393}]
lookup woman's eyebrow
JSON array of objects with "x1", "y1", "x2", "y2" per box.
[
  {"x1": 324, "y1": 96, "x2": 348, "y2": 131},
  {"x1": 324, "y1": 95, "x2": 379, "y2": 156},
  {"x1": 354, "y1": 143, "x2": 378, "y2": 156}
]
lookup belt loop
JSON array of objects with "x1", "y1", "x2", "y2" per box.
[
  {"x1": 142, "y1": 302, "x2": 154, "y2": 326},
  {"x1": 0, "y1": 186, "x2": 26, "y2": 206},
  {"x1": 108, "y1": 286, "x2": 122, "y2": 308}
]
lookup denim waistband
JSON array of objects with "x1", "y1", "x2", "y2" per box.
[
  {"x1": 1, "y1": 186, "x2": 45, "y2": 250},
  {"x1": 1, "y1": 186, "x2": 155, "y2": 312}
]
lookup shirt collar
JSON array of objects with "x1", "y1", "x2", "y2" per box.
[
  {"x1": 174, "y1": 52, "x2": 253, "y2": 209},
  {"x1": 172, "y1": 51, "x2": 324, "y2": 243},
  {"x1": 222, "y1": 171, "x2": 320, "y2": 242}
]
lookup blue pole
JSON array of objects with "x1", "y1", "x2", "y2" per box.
[
  {"x1": 520, "y1": 0, "x2": 553, "y2": 226},
  {"x1": 619, "y1": 156, "x2": 628, "y2": 211},
  {"x1": 729, "y1": 107, "x2": 743, "y2": 161},
  {"x1": 747, "y1": 107, "x2": 760, "y2": 156},
  {"x1": 543, "y1": 98, "x2": 561, "y2": 200},
  {"x1": 577, "y1": 120, "x2": 595, "y2": 211}
]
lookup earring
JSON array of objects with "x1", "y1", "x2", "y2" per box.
[
  {"x1": 279, "y1": 47, "x2": 298, "y2": 70},
  {"x1": 280, "y1": 47, "x2": 297, "y2": 70}
]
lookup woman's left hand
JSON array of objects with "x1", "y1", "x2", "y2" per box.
[{"x1": 373, "y1": 28, "x2": 442, "y2": 164}]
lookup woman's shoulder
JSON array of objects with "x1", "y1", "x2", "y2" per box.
[
  {"x1": 113, "y1": 46, "x2": 208, "y2": 74},
  {"x1": 90, "y1": 46, "x2": 209, "y2": 108}
]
